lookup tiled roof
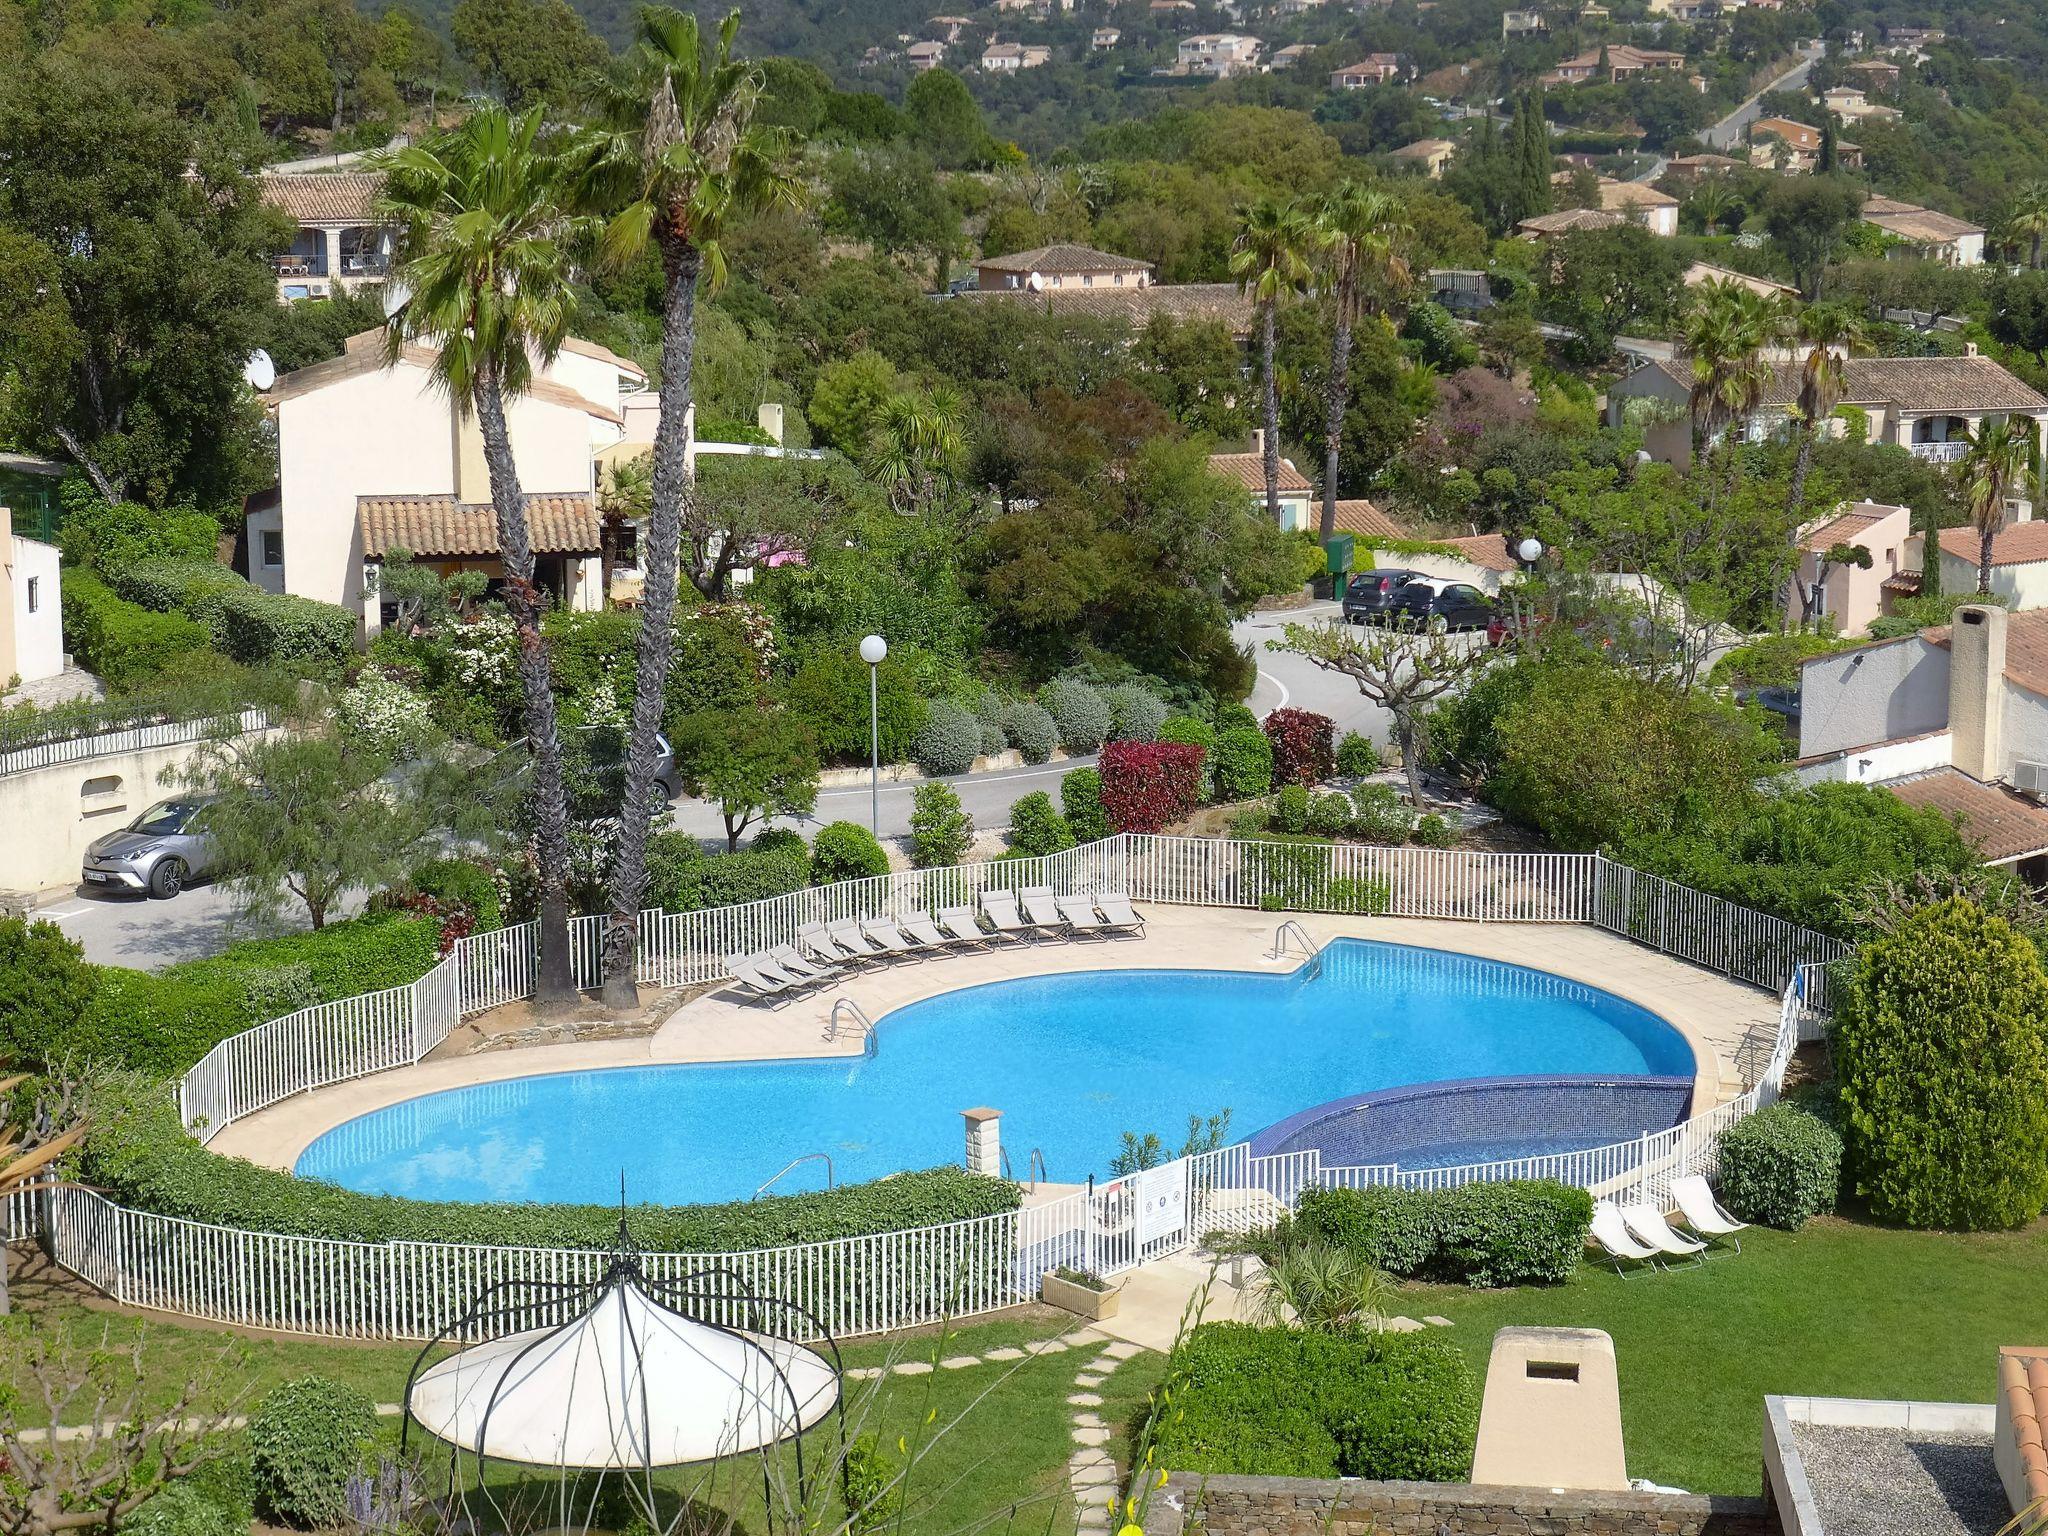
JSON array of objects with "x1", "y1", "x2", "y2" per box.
[
  {"x1": 1517, "y1": 208, "x2": 1624, "y2": 235},
  {"x1": 1332, "y1": 499, "x2": 1406, "y2": 538},
  {"x1": 1631, "y1": 354, "x2": 2048, "y2": 413},
  {"x1": 1443, "y1": 533, "x2": 1518, "y2": 572},
  {"x1": 1998, "y1": 1347, "x2": 2048, "y2": 1514},
  {"x1": 1667, "y1": 153, "x2": 1745, "y2": 169},
  {"x1": 1927, "y1": 607, "x2": 2048, "y2": 698},
  {"x1": 1866, "y1": 206, "x2": 1985, "y2": 244},
  {"x1": 259, "y1": 172, "x2": 384, "y2": 226},
  {"x1": 1881, "y1": 570, "x2": 1922, "y2": 595},
  {"x1": 1599, "y1": 178, "x2": 1678, "y2": 210},
  {"x1": 1887, "y1": 769, "x2": 2048, "y2": 863},
  {"x1": 1936, "y1": 522, "x2": 2048, "y2": 568},
  {"x1": 561, "y1": 336, "x2": 646, "y2": 379},
  {"x1": 1682, "y1": 261, "x2": 1798, "y2": 297},
  {"x1": 266, "y1": 330, "x2": 623, "y2": 423},
  {"x1": 1390, "y1": 137, "x2": 1455, "y2": 159},
  {"x1": 1800, "y1": 500, "x2": 1904, "y2": 551},
  {"x1": 957, "y1": 281, "x2": 1256, "y2": 336},
  {"x1": 358, "y1": 494, "x2": 600, "y2": 559},
  {"x1": 977, "y1": 243, "x2": 1152, "y2": 276},
  {"x1": 1208, "y1": 451, "x2": 1312, "y2": 495}
]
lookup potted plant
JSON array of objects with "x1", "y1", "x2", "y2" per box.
[{"x1": 1040, "y1": 1266, "x2": 1121, "y2": 1321}]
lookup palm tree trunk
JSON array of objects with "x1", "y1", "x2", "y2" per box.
[
  {"x1": 1981, "y1": 520, "x2": 1996, "y2": 596},
  {"x1": 1787, "y1": 427, "x2": 1818, "y2": 518},
  {"x1": 474, "y1": 367, "x2": 578, "y2": 1008},
  {"x1": 1319, "y1": 288, "x2": 1353, "y2": 545},
  {"x1": 2033, "y1": 232, "x2": 2042, "y2": 270},
  {"x1": 1260, "y1": 301, "x2": 1281, "y2": 525},
  {"x1": 601, "y1": 245, "x2": 703, "y2": 1009}
]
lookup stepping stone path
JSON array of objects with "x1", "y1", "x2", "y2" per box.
[{"x1": 1066, "y1": 1336, "x2": 1148, "y2": 1536}]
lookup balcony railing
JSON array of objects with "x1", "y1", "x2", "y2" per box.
[{"x1": 1908, "y1": 440, "x2": 1968, "y2": 463}]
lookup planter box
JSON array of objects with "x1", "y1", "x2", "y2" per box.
[{"x1": 1041, "y1": 1271, "x2": 1121, "y2": 1321}]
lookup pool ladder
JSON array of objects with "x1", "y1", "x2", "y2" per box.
[
  {"x1": 828, "y1": 998, "x2": 879, "y2": 1057},
  {"x1": 755, "y1": 1152, "x2": 834, "y2": 1199},
  {"x1": 1273, "y1": 919, "x2": 1324, "y2": 979},
  {"x1": 1001, "y1": 1146, "x2": 1051, "y2": 1192}
]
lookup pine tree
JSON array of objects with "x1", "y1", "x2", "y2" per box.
[
  {"x1": 1818, "y1": 116, "x2": 1838, "y2": 176},
  {"x1": 1518, "y1": 88, "x2": 1553, "y2": 221}
]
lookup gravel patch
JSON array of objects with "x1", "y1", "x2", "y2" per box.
[{"x1": 1791, "y1": 1423, "x2": 2009, "y2": 1536}]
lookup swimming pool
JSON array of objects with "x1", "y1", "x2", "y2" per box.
[{"x1": 294, "y1": 938, "x2": 1697, "y2": 1207}]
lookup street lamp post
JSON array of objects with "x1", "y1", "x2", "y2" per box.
[
  {"x1": 1516, "y1": 536, "x2": 1544, "y2": 570},
  {"x1": 859, "y1": 634, "x2": 888, "y2": 835}
]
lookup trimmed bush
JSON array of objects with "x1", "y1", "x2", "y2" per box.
[
  {"x1": 1348, "y1": 781, "x2": 1416, "y2": 842},
  {"x1": 249, "y1": 1377, "x2": 377, "y2": 1528},
  {"x1": 750, "y1": 826, "x2": 809, "y2": 862},
  {"x1": 1041, "y1": 677, "x2": 1112, "y2": 753},
  {"x1": 645, "y1": 833, "x2": 809, "y2": 913},
  {"x1": 1148, "y1": 1323, "x2": 1477, "y2": 1481},
  {"x1": 1714, "y1": 1102, "x2": 1842, "y2": 1230},
  {"x1": 1411, "y1": 813, "x2": 1455, "y2": 849},
  {"x1": 1060, "y1": 768, "x2": 1109, "y2": 843},
  {"x1": 1291, "y1": 1179, "x2": 1594, "y2": 1287},
  {"x1": 60, "y1": 569, "x2": 210, "y2": 688},
  {"x1": 1007, "y1": 791, "x2": 1075, "y2": 856},
  {"x1": 59, "y1": 497, "x2": 219, "y2": 574},
  {"x1": 909, "y1": 781, "x2": 972, "y2": 868},
  {"x1": 108, "y1": 559, "x2": 354, "y2": 673},
  {"x1": 1306, "y1": 792, "x2": 1350, "y2": 837},
  {"x1": 1004, "y1": 699, "x2": 1058, "y2": 764},
  {"x1": 1213, "y1": 726, "x2": 1275, "y2": 802},
  {"x1": 974, "y1": 692, "x2": 1010, "y2": 756},
  {"x1": 1103, "y1": 682, "x2": 1169, "y2": 743},
  {"x1": 1159, "y1": 715, "x2": 1219, "y2": 800},
  {"x1": 912, "y1": 697, "x2": 982, "y2": 777},
  {"x1": 1240, "y1": 836, "x2": 1390, "y2": 916},
  {"x1": 1335, "y1": 732, "x2": 1382, "y2": 777},
  {"x1": 1273, "y1": 784, "x2": 1311, "y2": 835},
  {"x1": 127, "y1": 1475, "x2": 252, "y2": 1536},
  {"x1": 0, "y1": 916, "x2": 98, "y2": 1072},
  {"x1": 1833, "y1": 898, "x2": 2048, "y2": 1229},
  {"x1": 1263, "y1": 707, "x2": 1336, "y2": 788},
  {"x1": 810, "y1": 821, "x2": 891, "y2": 883},
  {"x1": 1216, "y1": 701, "x2": 1260, "y2": 733},
  {"x1": 405, "y1": 858, "x2": 502, "y2": 931},
  {"x1": 1097, "y1": 741, "x2": 1203, "y2": 834},
  {"x1": 785, "y1": 653, "x2": 927, "y2": 765}
]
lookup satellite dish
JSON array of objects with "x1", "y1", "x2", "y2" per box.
[
  {"x1": 382, "y1": 280, "x2": 412, "y2": 319},
  {"x1": 242, "y1": 349, "x2": 275, "y2": 391}
]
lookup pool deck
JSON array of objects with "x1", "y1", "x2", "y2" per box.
[{"x1": 206, "y1": 905, "x2": 1781, "y2": 1173}]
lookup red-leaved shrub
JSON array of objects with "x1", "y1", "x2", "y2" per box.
[
  {"x1": 1263, "y1": 707, "x2": 1335, "y2": 788},
  {"x1": 1098, "y1": 741, "x2": 1205, "y2": 833}
]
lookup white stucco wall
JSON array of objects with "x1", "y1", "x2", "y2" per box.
[
  {"x1": 8, "y1": 536, "x2": 62, "y2": 683},
  {"x1": 542, "y1": 350, "x2": 634, "y2": 416},
  {"x1": 1797, "y1": 635, "x2": 1951, "y2": 758},
  {"x1": 2000, "y1": 684, "x2": 2048, "y2": 778}
]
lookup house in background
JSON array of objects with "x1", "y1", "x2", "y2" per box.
[
  {"x1": 1784, "y1": 500, "x2": 1913, "y2": 634},
  {"x1": 1863, "y1": 194, "x2": 1986, "y2": 267},
  {"x1": 959, "y1": 244, "x2": 1255, "y2": 337},
  {"x1": 1270, "y1": 41, "x2": 1313, "y2": 67},
  {"x1": 1747, "y1": 117, "x2": 1862, "y2": 173},
  {"x1": 1389, "y1": 137, "x2": 1457, "y2": 178},
  {"x1": 1543, "y1": 43, "x2": 1685, "y2": 84},
  {"x1": 1501, "y1": 7, "x2": 1545, "y2": 33},
  {"x1": 906, "y1": 39, "x2": 948, "y2": 68},
  {"x1": 1682, "y1": 260, "x2": 1798, "y2": 300},
  {"x1": 1331, "y1": 54, "x2": 1402, "y2": 87},
  {"x1": 258, "y1": 172, "x2": 392, "y2": 303},
  {"x1": 1, "y1": 507, "x2": 62, "y2": 688},
  {"x1": 1664, "y1": 152, "x2": 1746, "y2": 182},
  {"x1": 973, "y1": 244, "x2": 1153, "y2": 292},
  {"x1": 1177, "y1": 33, "x2": 1262, "y2": 76},
  {"x1": 1918, "y1": 522, "x2": 2048, "y2": 610},
  {"x1": 1210, "y1": 434, "x2": 1314, "y2": 531},
  {"x1": 1821, "y1": 85, "x2": 1901, "y2": 123},
  {"x1": 1092, "y1": 25, "x2": 1122, "y2": 46},
  {"x1": 1554, "y1": 174, "x2": 1680, "y2": 235},
  {"x1": 980, "y1": 42, "x2": 1051, "y2": 70},
  {"x1": 1516, "y1": 206, "x2": 1625, "y2": 239}
]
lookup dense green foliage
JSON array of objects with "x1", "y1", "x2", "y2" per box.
[
  {"x1": 1060, "y1": 768, "x2": 1109, "y2": 844},
  {"x1": 1149, "y1": 1323, "x2": 1478, "y2": 1481},
  {"x1": 58, "y1": 569, "x2": 211, "y2": 687},
  {"x1": 0, "y1": 917, "x2": 98, "y2": 1071},
  {"x1": 909, "y1": 781, "x2": 972, "y2": 868},
  {"x1": 912, "y1": 697, "x2": 982, "y2": 776},
  {"x1": 249, "y1": 1378, "x2": 377, "y2": 1529},
  {"x1": 1006, "y1": 790, "x2": 1075, "y2": 857},
  {"x1": 1289, "y1": 1180, "x2": 1595, "y2": 1287},
  {"x1": 643, "y1": 834, "x2": 809, "y2": 914},
  {"x1": 106, "y1": 560, "x2": 355, "y2": 674},
  {"x1": 1831, "y1": 899, "x2": 2048, "y2": 1230},
  {"x1": 1715, "y1": 1103, "x2": 1843, "y2": 1231},
  {"x1": 809, "y1": 820, "x2": 892, "y2": 883}
]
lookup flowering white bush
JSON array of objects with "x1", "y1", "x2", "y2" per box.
[
  {"x1": 448, "y1": 614, "x2": 516, "y2": 688},
  {"x1": 336, "y1": 671, "x2": 434, "y2": 758}
]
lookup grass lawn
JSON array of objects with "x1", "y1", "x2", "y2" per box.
[{"x1": 1404, "y1": 1214, "x2": 2048, "y2": 1497}]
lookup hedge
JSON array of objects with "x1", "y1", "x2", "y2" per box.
[
  {"x1": 1004, "y1": 699, "x2": 1058, "y2": 763},
  {"x1": 1263, "y1": 707, "x2": 1335, "y2": 788},
  {"x1": 69, "y1": 912, "x2": 441, "y2": 1077},
  {"x1": 1213, "y1": 725, "x2": 1274, "y2": 801},
  {"x1": 1149, "y1": 1322, "x2": 1477, "y2": 1481},
  {"x1": 1007, "y1": 790, "x2": 1075, "y2": 856},
  {"x1": 1041, "y1": 677, "x2": 1111, "y2": 753},
  {"x1": 108, "y1": 559, "x2": 355, "y2": 672},
  {"x1": 644, "y1": 833, "x2": 809, "y2": 913},
  {"x1": 249, "y1": 1378, "x2": 377, "y2": 1528},
  {"x1": 59, "y1": 569, "x2": 210, "y2": 688},
  {"x1": 1290, "y1": 1180, "x2": 1593, "y2": 1287},
  {"x1": 1715, "y1": 1101, "x2": 1842, "y2": 1229},
  {"x1": 912, "y1": 698, "x2": 982, "y2": 776},
  {"x1": 82, "y1": 1085, "x2": 1023, "y2": 1255},
  {"x1": 1239, "y1": 836, "x2": 1391, "y2": 916},
  {"x1": 1098, "y1": 740, "x2": 1203, "y2": 833},
  {"x1": 810, "y1": 820, "x2": 890, "y2": 883}
]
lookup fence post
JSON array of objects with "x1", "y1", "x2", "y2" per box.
[
  {"x1": 1083, "y1": 1177, "x2": 1096, "y2": 1276},
  {"x1": 1635, "y1": 1132, "x2": 1651, "y2": 1204}
]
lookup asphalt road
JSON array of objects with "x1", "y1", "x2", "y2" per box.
[
  {"x1": 1703, "y1": 44, "x2": 1823, "y2": 151},
  {"x1": 38, "y1": 880, "x2": 367, "y2": 972}
]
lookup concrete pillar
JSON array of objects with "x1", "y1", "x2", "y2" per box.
[
  {"x1": 1950, "y1": 603, "x2": 2008, "y2": 783},
  {"x1": 756, "y1": 402, "x2": 785, "y2": 446},
  {"x1": 962, "y1": 1108, "x2": 1002, "y2": 1177},
  {"x1": 322, "y1": 225, "x2": 341, "y2": 279}
]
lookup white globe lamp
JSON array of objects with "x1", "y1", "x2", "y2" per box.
[
  {"x1": 859, "y1": 634, "x2": 888, "y2": 666},
  {"x1": 1517, "y1": 537, "x2": 1544, "y2": 565},
  {"x1": 860, "y1": 635, "x2": 888, "y2": 832}
]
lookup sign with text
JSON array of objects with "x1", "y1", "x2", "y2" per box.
[{"x1": 1134, "y1": 1162, "x2": 1187, "y2": 1245}]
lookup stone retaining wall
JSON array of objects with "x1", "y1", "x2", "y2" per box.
[{"x1": 1142, "y1": 1472, "x2": 1778, "y2": 1536}]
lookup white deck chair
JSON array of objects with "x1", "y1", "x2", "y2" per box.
[
  {"x1": 795, "y1": 922, "x2": 859, "y2": 965},
  {"x1": 1672, "y1": 1175, "x2": 1749, "y2": 1254},
  {"x1": 936, "y1": 907, "x2": 995, "y2": 946},
  {"x1": 1621, "y1": 1203, "x2": 1707, "y2": 1268},
  {"x1": 901, "y1": 913, "x2": 967, "y2": 950},
  {"x1": 978, "y1": 889, "x2": 1036, "y2": 941},
  {"x1": 1096, "y1": 892, "x2": 1145, "y2": 937},
  {"x1": 861, "y1": 914, "x2": 929, "y2": 958},
  {"x1": 826, "y1": 918, "x2": 892, "y2": 961},
  {"x1": 1056, "y1": 894, "x2": 1110, "y2": 936},
  {"x1": 1589, "y1": 1200, "x2": 1661, "y2": 1276},
  {"x1": 1016, "y1": 886, "x2": 1067, "y2": 933},
  {"x1": 767, "y1": 944, "x2": 840, "y2": 983},
  {"x1": 725, "y1": 954, "x2": 794, "y2": 1003}
]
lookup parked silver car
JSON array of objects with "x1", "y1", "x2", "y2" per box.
[{"x1": 82, "y1": 796, "x2": 219, "y2": 898}]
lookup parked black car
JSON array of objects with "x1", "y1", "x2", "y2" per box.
[
  {"x1": 1387, "y1": 579, "x2": 1495, "y2": 632},
  {"x1": 1341, "y1": 569, "x2": 1423, "y2": 624}
]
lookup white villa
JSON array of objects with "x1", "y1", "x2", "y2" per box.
[{"x1": 1, "y1": 507, "x2": 61, "y2": 687}]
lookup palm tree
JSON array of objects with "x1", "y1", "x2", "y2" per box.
[
  {"x1": 1230, "y1": 197, "x2": 1315, "y2": 525},
  {"x1": 2007, "y1": 179, "x2": 2048, "y2": 270},
  {"x1": 1679, "y1": 277, "x2": 1783, "y2": 462},
  {"x1": 1311, "y1": 182, "x2": 1411, "y2": 542},
  {"x1": 1786, "y1": 303, "x2": 1869, "y2": 515},
  {"x1": 572, "y1": 7, "x2": 801, "y2": 1008},
  {"x1": 376, "y1": 106, "x2": 590, "y2": 1010},
  {"x1": 864, "y1": 385, "x2": 966, "y2": 518},
  {"x1": 1960, "y1": 416, "x2": 2038, "y2": 595},
  {"x1": 1687, "y1": 179, "x2": 1735, "y2": 236}
]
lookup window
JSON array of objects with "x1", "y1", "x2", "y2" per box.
[
  {"x1": 261, "y1": 530, "x2": 284, "y2": 568},
  {"x1": 24, "y1": 575, "x2": 37, "y2": 614}
]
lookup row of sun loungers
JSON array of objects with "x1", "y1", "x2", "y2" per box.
[
  {"x1": 1589, "y1": 1177, "x2": 1750, "y2": 1275},
  {"x1": 724, "y1": 887, "x2": 1146, "y2": 1002}
]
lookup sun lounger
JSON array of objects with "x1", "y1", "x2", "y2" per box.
[
  {"x1": 1016, "y1": 886, "x2": 1066, "y2": 932},
  {"x1": 902, "y1": 913, "x2": 969, "y2": 950},
  {"x1": 795, "y1": 922, "x2": 859, "y2": 965},
  {"x1": 767, "y1": 944, "x2": 840, "y2": 983},
  {"x1": 978, "y1": 889, "x2": 1037, "y2": 941},
  {"x1": 1056, "y1": 894, "x2": 1110, "y2": 936},
  {"x1": 726, "y1": 954, "x2": 795, "y2": 1003},
  {"x1": 861, "y1": 915, "x2": 929, "y2": 958},
  {"x1": 1671, "y1": 1175, "x2": 1749, "y2": 1254},
  {"x1": 1095, "y1": 892, "x2": 1145, "y2": 937},
  {"x1": 936, "y1": 907, "x2": 994, "y2": 946},
  {"x1": 1589, "y1": 1200, "x2": 1661, "y2": 1276},
  {"x1": 1620, "y1": 1203, "x2": 1707, "y2": 1268},
  {"x1": 826, "y1": 918, "x2": 892, "y2": 961}
]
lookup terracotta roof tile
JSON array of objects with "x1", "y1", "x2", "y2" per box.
[
  {"x1": 1332, "y1": 499, "x2": 1406, "y2": 538},
  {"x1": 1208, "y1": 451, "x2": 1312, "y2": 495},
  {"x1": 259, "y1": 172, "x2": 385, "y2": 226},
  {"x1": 1887, "y1": 769, "x2": 2048, "y2": 863},
  {"x1": 267, "y1": 330, "x2": 623, "y2": 424},
  {"x1": 1800, "y1": 500, "x2": 1903, "y2": 551},
  {"x1": 2000, "y1": 1347, "x2": 2048, "y2": 1517},
  {"x1": 1935, "y1": 522, "x2": 2048, "y2": 569},
  {"x1": 1866, "y1": 206, "x2": 1984, "y2": 244},
  {"x1": 358, "y1": 495, "x2": 600, "y2": 559},
  {"x1": 1926, "y1": 607, "x2": 2048, "y2": 698},
  {"x1": 976, "y1": 243, "x2": 1153, "y2": 276},
  {"x1": 1634, "y1": 354, "x2": 2048, "y2": 413},
  {"x1": 1443, "y1": 533, "x2": 1519, "y2": 572},
  {"x1": 1517, "y1": 207, "x2": 1625, "y2": 235},
  {"x1": 957, "y1": 281, "x2": 1255, "y2": 335}
]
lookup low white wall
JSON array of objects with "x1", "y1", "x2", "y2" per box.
[
  {"x1": 1794, "y1": 730, "x2": 1953, "y2": 786},
  {"x1": 1763, "y1": 1394, "x2": 1995, "y2": 1536}
]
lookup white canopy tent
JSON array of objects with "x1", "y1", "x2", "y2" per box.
[{"x1": 407, "y1": 1276, "x2": 840, "y2": 1469}]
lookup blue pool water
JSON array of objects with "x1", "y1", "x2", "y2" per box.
[{"x1": 294, "y1": 939, "x2": 1696, "y2": 1207}]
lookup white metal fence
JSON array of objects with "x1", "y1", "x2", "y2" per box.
[
  {"x1": 0, "y1": 707, "x2": 269, "y2": 777},
  {"x1": 52, "y1": 837, "x2": 1843, "y2": 1341}
]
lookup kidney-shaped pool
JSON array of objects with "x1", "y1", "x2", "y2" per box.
[{"x1": 293, "y1": 937, "x2": 1698, "y2": 1207}]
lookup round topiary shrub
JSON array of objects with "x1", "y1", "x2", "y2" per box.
[
  {"x1": 249, "y1": 1377, "x2": 378, "y2": 1529},
  {"x1": 1103, "y1": 682, "x2": 1169, "y2": 743},
  {"x1": 1410, "y1": 813, "x2": 1455, "y2": 849},
  {"x1": 974, "y1": 692, "x2": 1010, "y2": 757},
  {"x1": 1041, "y1": 677, "x2": 1112, "y2": 753},
  {"x1": 1007, "y1": 791, "x2": 1076, "y2": 857},
  {"x1": 1307, "y1": 792, "x2": 1351, "y2": 837},
  {"x1": 1061, "y1": 767, "x2": 1109, "y2": 843},
  {"x1": 1831, "y1": 897, "x2": 2048, "y2": 1229},
  {"x1": 750, "y1": 826, "x2": 808, "y2": 863},
  {"x1": 1213, "y1": 726, "x2": 1274, "y2": 802},
  {"x1": 1004, "y1": 700, "x2": 1058, "y2": 764},
  {"x1": 912, "y1": 698, "x2": 982, "y2": 777},
  {"x1": 809, "y1": 821, "x2": 891, "y2": 884},
  {"x1": 1273, "y1": 784, "x2": 1311, "y2": 834},
  {"x1": 1336, "y1": 731, "x2": 1382, "y2": 777},
  {"x1": 1714, "y1": 1102, "x2": 1843, "y2": 1229}
]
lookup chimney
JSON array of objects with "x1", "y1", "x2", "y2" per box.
[
  {"x1": 1250, "y1": 428, "x2": 1265, "y2": 457},
  {"x1": 452, "y1": 404, "x2": 489, "y2": 505},
  {"x1": 756, "y1": 402, "x2": 786, "y2": 446},
  {"x1": 1965, "y1": 340, "x2": 1980, "y2": 358},
  {"x1": 1950, "y1": 603, "x2": 2008, "y2": 782}
]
